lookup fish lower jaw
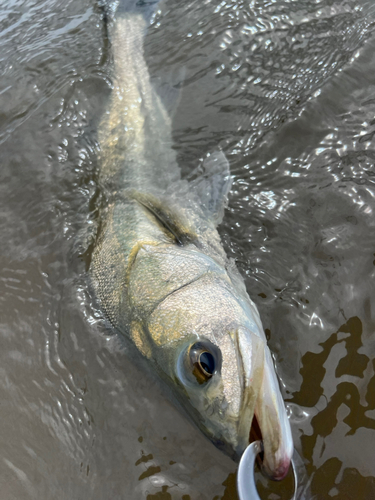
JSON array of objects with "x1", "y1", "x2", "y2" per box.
[
  {"x1": 262, "y1": 459, "x2": 290, "y2": 481},
  {"x1": 248, "y1": 414, "x2": 292, "y2": 481}
]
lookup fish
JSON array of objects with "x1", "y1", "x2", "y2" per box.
[{"x1": 91, "y1": 0, "x2": 293, "y2": 480}]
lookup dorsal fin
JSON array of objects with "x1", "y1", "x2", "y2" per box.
[{"x1": 131, "y1": 191, "x2": 197, "y2": 246}]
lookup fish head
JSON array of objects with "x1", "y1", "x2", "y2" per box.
[{"x1": 143, "y1": 262, "x2": 293, "y2": 479}]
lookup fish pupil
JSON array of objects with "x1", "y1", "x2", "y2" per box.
[{"x1": 199, "y1": 351, "x2": 215, "y2": 375}]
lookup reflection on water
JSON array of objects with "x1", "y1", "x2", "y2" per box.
[{"x1": 0, "y1": 0, "x2": 375, "y2": 498}]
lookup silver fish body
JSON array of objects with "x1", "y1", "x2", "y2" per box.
[{"x1": 91, "y1": 1, "x2": 293, "y2": 480}]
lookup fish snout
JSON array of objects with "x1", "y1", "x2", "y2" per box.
[
  {"x1": 251, "y1": 347, "x2": 293, "y2": 481},
  {"x1": 263, "y1": 455, "x2": 291, "y2": 481}
]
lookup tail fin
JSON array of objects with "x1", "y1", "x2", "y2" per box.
[
  {"x1": 100, "y1": 0, "x2": 160, "y2": 25},
  {"x1": 98, "y1": 0, "x2": 180, "y2": 192}
]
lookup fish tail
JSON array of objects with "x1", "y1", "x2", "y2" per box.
[
  {"x1": 98, "y1": 0, "x2": 180, "y2": 193},
  {"x1": 99, "y1": 0, "x2": 161, "y2": 34}
]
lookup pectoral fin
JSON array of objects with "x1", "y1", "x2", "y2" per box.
[
  {"x1": 189, "y1": 151, "x2": 232, "y2": 224},
  {"x1": 131, "y1": 190, "x2": 197, "y2": 245}
]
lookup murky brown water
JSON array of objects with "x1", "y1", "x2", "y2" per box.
[{"x1": 1, "y1": 0, "x2": 375, "y2": 498}]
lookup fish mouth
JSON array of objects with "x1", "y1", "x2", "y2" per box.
[
  {"x1": 209, "y1": 327, "x2": 293, "y2": 478},
  {"x1": 244, "y1": 347, "x2": 293, "y2": 481},
  {"x1": 248, "y1": 414, "x2": 290, "y2": 481}
]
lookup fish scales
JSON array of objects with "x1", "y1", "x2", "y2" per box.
[
  {"x1": 98, "y1": 13, "x2": 179, "y2": 192},
  {"x1": 91, "y1": 0, "x2": 293, "y2": 481}
]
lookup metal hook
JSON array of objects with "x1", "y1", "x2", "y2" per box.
[{"x1": 237, "y1": 441, "x2": 298, "y2": 500}]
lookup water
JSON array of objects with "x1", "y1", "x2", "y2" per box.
[{"x1": 0, "y1": 0, "x2": 375, "y2": 498}]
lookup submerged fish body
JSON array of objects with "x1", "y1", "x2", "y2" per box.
[{"x1": 91, "y1": 0, "x2": 293, "y2": 480}]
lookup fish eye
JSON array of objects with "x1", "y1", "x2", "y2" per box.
[
  {"x1": 189, "y1": 342, "x2": 219, "y2": 384},
  {"x1": 199, "y1": 351, "x2": 215, "y2": 375}
]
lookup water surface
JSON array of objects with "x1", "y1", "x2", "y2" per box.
[{"x1": 1, "y1": 0, "x2": 375, "y2": 498}]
